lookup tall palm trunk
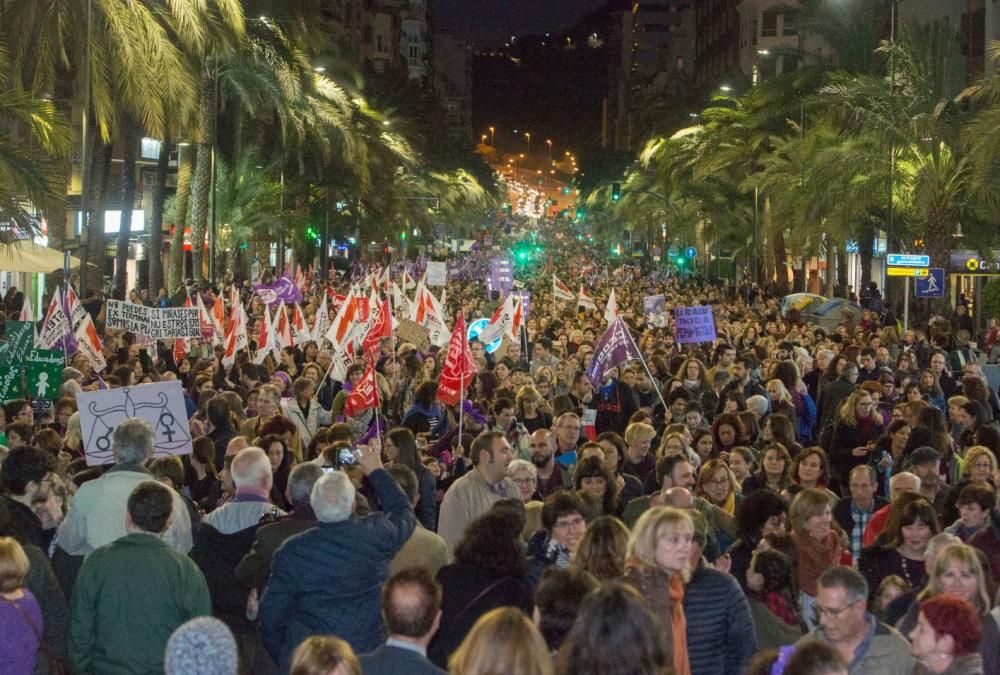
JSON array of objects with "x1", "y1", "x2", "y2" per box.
[
  {"x1": 924, "y1": 207, "x2": 952, "y2": 315},
  {"x1": 825, "y1": 239, "x2": 837, "y2": 297},
  {"x1": 83, "y1": 142, "x2": 113, "y2": 295},
  {"x1": 858, "y1": 222, "x2": 874, "y2": 293},
  {"x1": 168, "y1": 147, "x2": 194, "y2": 290},
  {"x1": 113, "y1": 123, "x2": 138, "y2": 298},
  {"x1": 147, "y1": 138, "x2": 171, "y2": 297},
  {"x1": 189, "y1": 66, "x2": 216, "y2": 283}
]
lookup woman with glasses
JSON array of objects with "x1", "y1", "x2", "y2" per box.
[
  {"x1": 507, "y1": 459, "x2": 543, "y2": 541},
  {"x1": 940, "y1": 446, "x2": 998, "y2": 526},
  {"x1": 896, "y1": 543, "x2": 998, "y2": 674},
  {"x1": 828, "y1": 390, "x2": 884, "y2": 491},
  {"x1": 695, "y1": 459, "x2": 739, "y2": 516}
]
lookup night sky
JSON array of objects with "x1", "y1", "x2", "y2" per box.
[{"x1": 432, "y1": 0, "x2": 607, "y2": 46}]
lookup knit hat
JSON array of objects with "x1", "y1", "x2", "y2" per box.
[
  {"x1": 906, "y1": 446, "x2": 941, "y2": 469},
  {"x1": 164, "y1": 617, "x2": 238, "y2": 675}
]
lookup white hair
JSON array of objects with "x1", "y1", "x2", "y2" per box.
[
  {"x1": 889, "y1": 471, "x2": 921, "y2": 492},
  {"x1": 231, "y1": 447, "x2": 272, "y2": 490},
  {"x1": 746, "y1": 395, "x2": 769, "y2": 418},
  {"x1": 311, "y1": 472, "x2": 356, "y2": 523},
  {"x1": 507, "y1": 458, "x2": 537, "y2": 480}
]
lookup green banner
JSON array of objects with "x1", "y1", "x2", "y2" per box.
[
  {"x1": 25, "y1": 349, "x2": 63, "y2": 401},
  {"x1": 0, "y1": 321, "x2": 34, "y2": 367},
  {"x1": 0, "y1": 365, "x2": 24, "y2": 402}
]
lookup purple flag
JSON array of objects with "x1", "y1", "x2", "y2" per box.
[
  {"x1": 253, "y1": 275, "x2": 302, "y2": 307},
  {"x1": 586, "y1": 317, "x2": 643, "y2": 387}
]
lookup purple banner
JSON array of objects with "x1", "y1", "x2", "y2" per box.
[
  {"x1": 586, "y1": 317, "x2": 643, "y2": 387},
  {"x1": 253, "y1": 275, "x2": 302, "y2": 307}
]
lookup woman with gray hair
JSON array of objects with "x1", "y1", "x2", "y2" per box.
[{"x1": 508, "y1": 458, "x2": 543, "y2": 540}]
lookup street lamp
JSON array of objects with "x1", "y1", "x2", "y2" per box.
[
  {"x1": 489, "y1": 126, "x2": 495, "y2": 145},
  {"x1": 525, "y1": 132, "x2": 531, "y2": 158}
]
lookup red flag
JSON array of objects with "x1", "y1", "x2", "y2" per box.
[
  {"x1": 362, "y1": 297, "x2": 393, "y2": 360},
  {"x1": 172, "y1": 338, "x2": 188, "y2": 365},
  {"x1": 344, "y1": 361, "x2": 380, "y2": 417},
  {"x1": 438, "y1": 313, "x2": 477, "y2": 406}
]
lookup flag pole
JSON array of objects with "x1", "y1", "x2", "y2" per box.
[
  {"x1": 458, "y1": 367, "x2": 465, "y2": 441},
  {"x1": 621, "y1": 320, "x2": 669, "y2": 412}
]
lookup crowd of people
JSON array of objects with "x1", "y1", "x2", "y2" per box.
[{"x1": 2, "y1": 237, "x2": 1000, "y2": 675}]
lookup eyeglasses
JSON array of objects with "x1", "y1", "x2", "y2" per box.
[
  {"x1": 812, "y1": 601, "x2": 859, "y2": 622},
  {"x1": 705, "y1": 477, "x2": 730, "y2": 487},
  {"x1": 553, "y1": 516, "x2": 586, "y2": 530},
  {"x1": 511, "y1": 477, "x2": 536, "y2": 487}
]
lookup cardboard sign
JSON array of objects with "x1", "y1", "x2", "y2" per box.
[
  {"x1": 674, "y1": 305, "x2": 717, "y2": 344},
  {"x1": 25, "y1": 349, "x2": 63, "y2": 400},
  {"x1": 426, "y1": 261, "x2": 448, "y2": 287},
  {"x1": 105, "y1": 300, "x2": 202, "y2": 339},
  {"x1": 76, "y1": 380, "x2": 193, "y2": 466},
  {"x1": 396, "y1": 318, "x2": 431, "y2": 351},
  {"x1": 0, "y1": 321, "x2": 34, "y2": 366},
  {"x1": 0, "y1": 365, "x2": 23, "y2": 402}
]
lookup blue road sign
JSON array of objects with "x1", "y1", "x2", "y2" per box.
[
  {"x1": 915, "y1": 268, "x2": 945, "y2": 298},
  {"x1": 887, "y1": 253, "x2": 930, "y2": 267},
  {"x1": 685, "y1": 246, "x2": 697, "y2": 259}
]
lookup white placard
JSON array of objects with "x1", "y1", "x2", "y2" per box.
[
  {"x1": 104, "y1": 300, "x2": 202, "y2": 339},
  {"x1": 426, "y1": 261, "x2": 448, "y2": 287},
  {"x1": 77, "y1": 380, "x2": 193, "y2": 466}
]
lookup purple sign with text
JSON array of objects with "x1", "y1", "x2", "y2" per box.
[{"x1": 674, "y1": 305, "x2": 716, "y2": 344}]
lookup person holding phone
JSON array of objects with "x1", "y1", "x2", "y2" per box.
[{"x1": 828, "y1": 390, "x2": 885, "y2": 492}]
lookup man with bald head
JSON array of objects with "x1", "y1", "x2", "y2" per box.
[
  {"x1": 863, "y1": 471, "x2": 922, "y2": 546},
  {"x1": 191, "y1": 447, "x2": 285, "y2": 669}
]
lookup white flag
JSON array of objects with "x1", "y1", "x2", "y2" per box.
[
  {"x1": 605, "y1": 288, "x2": 620, "y2": 324},
  {"x1": 578, "y1": 286, "x2": 597, "y2": 310}
]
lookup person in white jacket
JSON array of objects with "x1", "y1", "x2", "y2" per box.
[
  {"x1": 56, "y1": 418, "x2": 192, "y2": 556},
  {"x1": 281, "y1": 376, "x2": 333, "y2": 451}
]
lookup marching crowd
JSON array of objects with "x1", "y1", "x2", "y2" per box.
[{"x1": 2, "y1": 239, "x2": 1000, "y2": 675}]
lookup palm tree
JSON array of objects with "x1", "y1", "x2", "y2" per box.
[
  {"x1": 0, "y1": 47, "x2": 70, "y2": 242},
  {"x1": 145, "y1": 137, "x2": 172, "y2": 298},
  {"x1": 3, "y1": 0, "x2": 243, "y2": 290}
]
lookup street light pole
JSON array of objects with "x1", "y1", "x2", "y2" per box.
[{"x1": 489, "y1": 126, "x2": 495, "y2": 146}]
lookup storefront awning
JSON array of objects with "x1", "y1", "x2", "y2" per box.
[{"x1": 0, "y1": 242, "x2": 80, "y2": 274}]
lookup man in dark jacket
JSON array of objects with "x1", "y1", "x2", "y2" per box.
[
  {"x1": 191, "y1": 447, "x2": 283, "y2": 673},
  {"x1": 817, "y1": 362, "x2": 858, "y2": 432},
  {"x1": 683, "y1": 511, "x2": 757, "y2": 674},
  {"x1": 70, "y1": 482, "x2": 211, "y2": 674},
  {"x1": 207, "y1": 397, "x2": 239, "y2": 469},
  {"x1": 235, "y1": 462, "x2": 323, "y2": 590},
  {"x1": 360, "y1": 568, "x2": 446, "y2": 675},
  {"x1": 0, "y1": 446, "x2": 56, "y2": 550},
  {"x1": 527, "y1": 491, "x2": 588, "y2": 588},
  {"x1": 260, "y1": 445, "x2": 415, "y2": 673}
]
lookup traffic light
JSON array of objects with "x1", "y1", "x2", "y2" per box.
[
  {"x1": 612, "y1": 183, "x2": 621, "y2": 202},
  {"x1": 575, "y1": 206, "x2": 584, "y2": 220},
  {"x1": 305, "y1": 226, "x2": 321, "y2": 245},
  {"x1": 400, "y1": 230, "x2": 407, "y2": 240}
]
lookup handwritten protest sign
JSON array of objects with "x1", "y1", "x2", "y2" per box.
[
  {"x1": 0, "y1": 321, "x2": 34, "y2": 366},
  {"x1": 674, "y1": 305, "x2": 717, "y2": 344},
  {"x1": 0, "y1": 365, "x2": 23, "y2": 402},
  {"x1": 396, "y1": 318, "x2": 431, "y2": 351},
  {"x1": 25, "y1": 350, "x2": 64, "y2": 400},
  {"x1": 77, "y1": 380, "x2": 192, "y2": 466},
  {"x1": 105, "y1": 300, "x2": 201, "y2": 339}
]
